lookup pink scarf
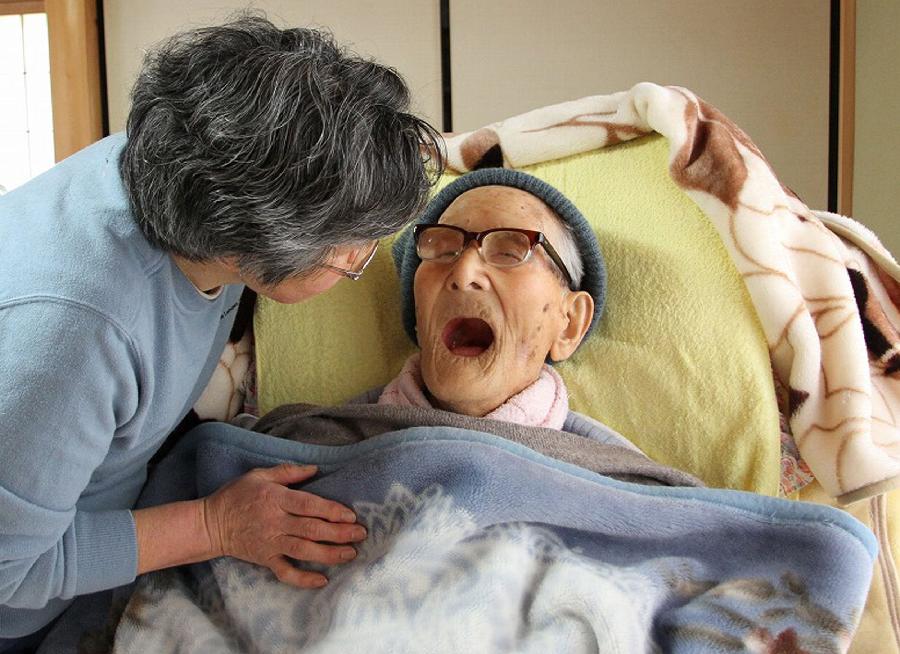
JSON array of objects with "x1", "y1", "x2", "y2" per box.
[{"x1": 378, "y1": 353, "x2": 569, "y2": 430}]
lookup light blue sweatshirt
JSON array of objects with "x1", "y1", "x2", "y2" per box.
[{"x1": 0, "y1": 134, "x2": 243, "y2": 638}]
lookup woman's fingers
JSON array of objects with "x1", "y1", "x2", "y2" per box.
[
  {"x1": 268, "y1": 556, "x2": 329, "y2": 589},
  {"x1": 278, "y1": 534, "x2": 358, "y2": 565},
  {"x1": 258, "y1": 462, "x2": 318, "y2": 485},
  {"x1": 259, "y1": 462, "x2": 357, "y2": 524},
  {"x1": 284, "y1": 515, "x2": 367, "y2": 544},
  {"x1": 278, "y1": 487, "x2": 358, "y2": 524}
]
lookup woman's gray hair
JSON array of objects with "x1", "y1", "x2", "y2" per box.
[{"x1": 121, "y1": 13, "x2": 444, "y2": 285}]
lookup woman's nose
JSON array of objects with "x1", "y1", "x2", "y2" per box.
[{"x1": 446, "y1": 242, "x2": 490, "y2": 291}]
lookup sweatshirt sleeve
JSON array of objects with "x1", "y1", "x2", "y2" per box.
[{"x1": 0, "y1": 298, "x2": 141, "y2": 608}]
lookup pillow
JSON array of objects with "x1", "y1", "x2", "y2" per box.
[{"x1": 254, "y1": 134, "x2": 781, "y2": 493}]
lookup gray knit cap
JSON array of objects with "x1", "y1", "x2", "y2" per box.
[{"x1": 392, "y1": 168, "x2": 607, "y2": 350}]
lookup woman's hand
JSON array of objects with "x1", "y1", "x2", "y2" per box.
[{"x1": 201, "y1": 463, "x2": 366, "y2": 588}]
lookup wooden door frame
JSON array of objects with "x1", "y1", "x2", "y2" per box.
[
  {"x1": 45, "y1": 0, "x2": 104, "y2": 161},
  {"x1": 0, "y1": 0, "x2": 42, "y2": 14}
]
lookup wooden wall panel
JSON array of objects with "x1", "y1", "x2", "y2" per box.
[{"x1": 854, "y1": 0, "x2": 900, "y2": 255}]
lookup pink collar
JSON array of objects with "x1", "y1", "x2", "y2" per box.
[{"x1": 378, "y1": 353, "x2": 569, "y2": 430}]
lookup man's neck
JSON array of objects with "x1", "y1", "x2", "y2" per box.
[{"x1": 429, "y1": 388, "x2": 507, "y2": 419}]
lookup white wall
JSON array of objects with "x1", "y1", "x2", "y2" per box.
[
  {"x1": 102, "y1": 0, "x2": 443, "y2": 132},
  {"x1": 103, "y1": 1, "x2": 839, "y2": 213},
  {"x1": 450, "y1": 0, "x2": 830, "y2": 209},
  {"x1": 854, "y1": 0, "x2": 900, "y2": 255}
]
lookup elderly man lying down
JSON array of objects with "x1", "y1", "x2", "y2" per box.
[
  {"x1": 255, "y1": 169, "x2": 637, "y2": 455},
  {"x1": 87, "y1": 171, "x2": 874, "y2": 654}
]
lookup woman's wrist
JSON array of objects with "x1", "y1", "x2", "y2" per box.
[
  {"x1": 133, "y1": 499, "x2": 218, "y2": 574},
  {"x1": 200, "y1": 495, "x2": 226, "y2": 559}
]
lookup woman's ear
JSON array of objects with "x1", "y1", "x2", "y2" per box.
[
  {"x1": 549, "y1": 290, "x2": 594, "y2": 362},
  {"x1": 220, "y1": 256, "x2": 241, "y2": 276}
]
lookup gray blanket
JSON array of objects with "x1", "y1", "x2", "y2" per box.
[{"x1": 253, "y1": 402, "x2": 702, "y2": 487}]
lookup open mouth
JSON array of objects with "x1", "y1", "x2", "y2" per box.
[{"x1": 442, "y1": 317, "x2": 495, "y2": 357}]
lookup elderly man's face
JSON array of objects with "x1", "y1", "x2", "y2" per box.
[{"x1": 413, "y1": 186, "x2": 592, "y2": 417}]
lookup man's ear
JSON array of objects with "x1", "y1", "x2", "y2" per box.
[{"x1": 549, "y1": 290, "x2": 594, "y2": 362}]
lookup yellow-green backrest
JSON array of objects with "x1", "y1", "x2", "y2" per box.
[{"x1": 255, "y1": 135, "x2": 781, "y2": 493}]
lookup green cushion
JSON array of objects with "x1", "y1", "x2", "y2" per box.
[{"x1": 254, "y1": 134, "x2": 781, "y2": 493}]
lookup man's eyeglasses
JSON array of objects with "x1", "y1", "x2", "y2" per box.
[
  {"x1": 321, "y1": 241, "x2": 379, "y2": 281},
  {"x1": 413, "y1": 224, "x2": 573, "y2": 289}
]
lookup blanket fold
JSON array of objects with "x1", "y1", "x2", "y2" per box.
[{"x1": 253, "y1": 401, "x2": 700, "y2": 487}]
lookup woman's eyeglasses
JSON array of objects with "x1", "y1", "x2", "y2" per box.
[
  {"x1": 321, "y1": 241, "x2": 379, "y2": 281},
  {"x1": 413, "y1": 224, "x2": 574, "y2": 289}
]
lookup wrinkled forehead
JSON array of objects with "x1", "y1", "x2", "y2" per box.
[{"x1": 437, "y1": 185, "x2": 563, "y2": 239}]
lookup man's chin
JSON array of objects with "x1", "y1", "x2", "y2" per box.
[
  {"x1": 422, "y1": 348, "x2": 498, "y2": 398},
  {"x1": 426, "y1": 382, "x2": 499, "y2": 417}
]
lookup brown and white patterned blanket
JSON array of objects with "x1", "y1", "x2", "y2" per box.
[{"x1": 438, "y1": 82, "x2": 900, "y2": 505}]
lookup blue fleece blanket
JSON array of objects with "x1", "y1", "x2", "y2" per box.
[{"x1": 105, "y1": 421, "x2": 875, "y2": 653}]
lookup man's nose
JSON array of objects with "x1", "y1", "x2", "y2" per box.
[{"x1": 447, "y1": 242, "x2": 489, "y2": 291}]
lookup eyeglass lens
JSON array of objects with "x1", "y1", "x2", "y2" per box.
[{"x1": 417, "y1": 227, "x2": 533, "y2": 267}]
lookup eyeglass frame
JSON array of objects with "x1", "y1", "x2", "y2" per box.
[
  {"x1": 320, "y1": 240, "x2": 380, "y2": 281},
  {"x1": 413, "y1": 224, "x2": 574, "y2": 289}
]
